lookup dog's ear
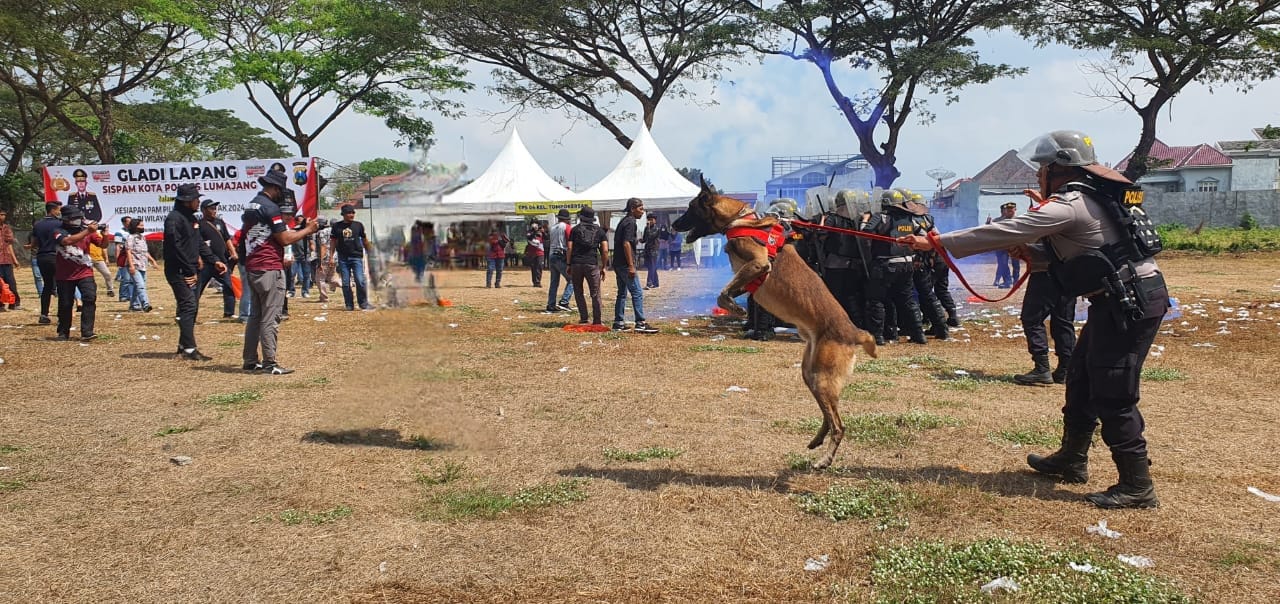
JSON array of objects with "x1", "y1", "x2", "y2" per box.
[{"x1": 699, "y1": 175, "x2": 711, "y2": 195}]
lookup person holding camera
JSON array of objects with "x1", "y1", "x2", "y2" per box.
[
  {"x1": 50, "y1": 206, "x2": 103, "y2": 341},
  {"x1": 240, "y1": 171, "x2": 318, "y2": 374}
]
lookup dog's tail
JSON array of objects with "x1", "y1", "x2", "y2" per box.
[{"x1": 852, "y1": 328, "x2": 878, "y2": 359}]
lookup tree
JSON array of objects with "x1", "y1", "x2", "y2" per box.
[
  {"x1": 1020, "y1": 0, "x2": 1280, "y2": 181},
  {"x1": 738, "y1": 0, "x2": 1027, "y2": 187},
  {"x1": 112, "y1": 100, "x2": 289, "y2": 162},
  {"x1": 358, "y1": 158, "x2": 410, "y2": 178},
  {"x1": 207, "y1": 0, "x2": 471, "y2": 156},
  {"x1": 677, "y1": 167, "x2": 715, "y2": 191},
  {"x1": 0, "y1": 0, "x2": 208, "y2": 164},
  {"x1": 410, "y1": 0, "x2": 750, "y2": 148}
]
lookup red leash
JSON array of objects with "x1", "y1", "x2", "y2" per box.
[{"x1": 790, "y1": 219, "x2": 1027, "y2": 303}]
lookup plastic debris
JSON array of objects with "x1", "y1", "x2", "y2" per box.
[
  {"x1": 169, "y1": 456, "x2": 193, "y2": 466},
  {"x1": 379, "y1": 561, "x2": 388, "y2": 573},
  {"x1": 1068, "y1": 562, "x2": 1097, "y2": 573},
  {"x1": 1191, "y1": 343, "x2": 1215, "y2": 348},
  {"x1": 313, "y1": 316, "x2": 327, "y2": 322},
  {"x1": 447, "y1": 323, "x2": 459, "y2": 328},
  {"x1": 558, "y1": 367, "x2": 569, "y2": 373},
  {"x1": 151, "y1": 335, "x2": 161, "y2": 340},
  {"x1": 725, "y1": 385, "x2": 749, "y2": 393},
  {"x1": 1086, "y1": 519, "x2": 1122, "y2": 539},
  {"x1": 1117, "y1": 554, "x2": 1154, "y2": 568},
  {"x1": 679, "y1": 331, "x2": 690, "y2": 336},
  {"x1": 804, "y1": 554, "x2": 830, "y2": 572},
  {"x1": 709, "y1": 334, "x2": 726, "y2": 341},
  {"x1": 1247, "y1": 486, "x2": 1280, "y2": 502},
  {"x1": 953, "y1": 369, "x2": 969, "y2": 376},
  {"x1": 980, "y1": 577, "x2": 1020, "y2": 595}
]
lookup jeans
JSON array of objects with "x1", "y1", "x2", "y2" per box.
[
  {"x1": 294, "y1": 258, "x2": 313, "y2": 295},
  {"x1": 546, "y1": 253, "x2": 573, "y2": 309},
  {"x1": 198, "y1": 261, "x2": 237, "y2": 318},
  {"x1": 486, "y1": 257, "x2": 504, "y2": 287},
  {"x1": 56, "y1": 277, "x2": 96, "y2": 338},
  {"x1": 337, "y1": 256, "x2": 369, "y2": 309},
  {"x1": 30, "y1": 256, "x2": 44, "y2": 295},
  {"x1": 644, "y1": 253, "x2": 659, "y2": 288},
  {"x1": 127, "y1": 269, "x2": 151, "y2": 310},
  {"x1": 0, "y1": 263, "x2": 20, "y2": 307},
  {"x1": 238, "y1": 264, "x2": 252, "y2": 318},
  {"x1": 116, "y1": 266, "x2": 135, "y2": 302},
  {"x1": 613, "y1": 270, "x2": 645, "y2": 325}
]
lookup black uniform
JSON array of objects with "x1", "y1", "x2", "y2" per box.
[
  {"x1": 163, "y1": 201, "x2": 218, "y2": 353},
  {"x1": 816, "y1": 212, "x2": 868, "y2": 331},
  {"x1": 863, "y1": 207, "x2": 924, "y2": 344},
  {"x1": 66, "y1": 191, "x2": 103, "y2": 223},
  {"x1": 1021, "y1": 270, "x2": 1077, "y2": 366},
  {"x1": 908, "y1": 212, "x2": 949, "y2": 339}
]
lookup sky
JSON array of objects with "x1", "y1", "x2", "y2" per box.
[{"x1": 199, "y1": 29, "x2": 1280, "y2": 198}]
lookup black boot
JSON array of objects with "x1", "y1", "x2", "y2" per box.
[
  {"x1": 1027, "y1": 426, "x2": 1092, "y2": 483},
  {"x1": 1085, "y1": 452, "x2": 1159, "y2": 509},
  {"x1": 1014, "y1": 353, "x2": 1053, "y2": 385},
  {"x1": 1052, "y1": 357, "x2": 1070, "y2": 384},
  {"x1": 908, "y1": 329, "x2": 927, "y2": 344},
  {"x1": 930, "y1": 322, "x2": 949, "y2": 340},
  {"x1": 945, "y1": 312, "x2": 960, "y2": 328}
]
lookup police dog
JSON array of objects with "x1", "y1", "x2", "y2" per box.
[{"x1": 673, "y1": 180, "x2": 877, "y2": 468}]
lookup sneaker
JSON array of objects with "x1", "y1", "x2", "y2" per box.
[
  {"x1": 261, "y1": 363, "x2": 294, "y2": 375},
  {"x1": 287, "y1": 291, "x2": 295, "y2": 298},
  {"x1": 495, "y1": 284, "x2": 502, "y2": 288},
  {"x1": 222, "y1": 313, "x2": 234, "y2": 319},
  {"x1": 634, "y1": 322, "x2": 659, "y2": 334},
  {"x1": 81, "y1": 334, "x2": 98, "y2": 342},
  {"x1": 360, "y1": 304, "x2": 375, "y2": 311},
  {"x1": 143, "y1": 305, "x2": 153, "y2": 312},
  {"x1": 177, "y1": 349, "x2": 213, "y2": 361},
  {"x1": 242, "y1": 362, "x2": 263, "y2": 371},
  {"x1": 106, "y1": 290, "x2": 115, "y2": 297},
  {"x1": 611, "y1": 322, "x2": 629, "y2": 331},
  {"x1": 557, "y1": 303, "x2": 571, "y2": 312},
  {"x1": 301, "y1": 292, "x2": 310, "y2": 298},
  {"x1": 39, "y1": 315, "x2": 51, "y2": 324},
  {"x1": 53, "y1": 333, "x2": 70, "y2": 341},
  {"x1": 279, "y1": 314, "x2": 290, "y2": 321}
]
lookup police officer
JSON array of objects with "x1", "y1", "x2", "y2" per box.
[
  {"x1": 989, "y1": 201, "x2": 1019, "y2": 287},
  {"x1": 66, "y1": 168, "x2": 103, "y2": 223},
  {"x1": 901, "y1": 189, "x2": 949, "y2": 340},
  {"x1": 863, "y1": 189, "x2": 926, "y2": 345},
  {"x1": 901, "y1": 130, "x2": 1168, "y2": 509},
  {"x1": 1014, "y1": 195, "x2": 1078, "y2": 385},
  {"x1": 816, "y1": 191, "x2": 870, "y2": 331}
]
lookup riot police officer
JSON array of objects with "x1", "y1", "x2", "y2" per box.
[
  {"x1": 66, "y1": 168, "x2": 103, "y2": 223},
  {"x1": 900, "y1": 189, "x2": 949, "y2": 340},
  {"x1": 816, "y1": 190, "x2": 870, "y2": 331},
  {"x1": 901, "y1": 130, "x2": 1168, "y2": 509},
  {"x1": 862, "y1": 189, "x2": 926, "y2": 345}
]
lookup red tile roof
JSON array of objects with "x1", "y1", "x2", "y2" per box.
[{"x1": 1114, "y1": 140, "x2": 1230, "y2": 172}]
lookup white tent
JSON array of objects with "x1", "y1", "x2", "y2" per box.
[
  {"x1": 578, "y1": 124, "x2": 699, "y2": 211},
  {"x1": 429, "y1": 129, "x2": 577, "y2": 221}
]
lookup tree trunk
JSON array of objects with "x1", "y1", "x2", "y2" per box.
[{"x1": 1122, "y1": 106, "x2": 1161, "y2": 182}]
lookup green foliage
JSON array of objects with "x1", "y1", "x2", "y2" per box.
[
  {"x1": 776, "y1": 411, "x2": 960, "y2": 447},
  {"x1": 0, "y1": 172, "x2": 44, "y2": 227},
  {"x1": 1155, "y1": 224, "x2": 1280, "y2": 253},
  {"x1": 419, "y1": 479, "x2": 589, "y2": 521},
  {"x1": 0, "y1": 480, "x2": 29, "y2": 493},
  {"x1": 869, "y1": 538, "x2": 1192, "y2": 603},
  {"x1": 207, "y1": 0, "x2": 470, "y2": 153},
  {"x1": 784, "y1": 452, "x2": 812, "y2": 470},
  {"x1": 415, "y1": 459, "x2": 465, "y2": 486},
  {"x1": 0, "y1": 445, "x2": 24, "y2": 454},
  {"x1": 794, "y1": 480, "x2": 915, "y2": 530},
  {"x1": 1142, "y1": 367, "x2": 1188, "y2": 382},
  {"x1": 113, "y1": 100, "x2": 288, "y2": 162},
  {"x1": 202, "y1": 390, "x2": 263, "y2": 408},
  {"x1": 1240, "y1": 211, "x2": 1259, "y2": 230},
  {"x1": 602, "y1": 446, "x2": 683, "y2": 462},
  {"x1": 689, "y1": 344, "x2": 760, "y2": 353},
  {"x1": 990, "y1": 418, "x2": 1064, "y2": 447},
  {"x1": 275, "y1": 505, "x2": 353, "y2": 526},
  {"x1": 359, "y1": 158, "x2": 410, "y2": 178},
  {"x1": 153, "y1": 426, "x2": 195, "y2": 437},
  {"x1": 1262, "y1": 124, "x2": 1280, "y2": 140},
  {"x1": 841, "y1": 379, "x2": 896, "y2": 398}
]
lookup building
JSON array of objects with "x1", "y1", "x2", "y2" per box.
[
  {"x1": 1218, "y1": 127, "x2": 1280, "y2": 191},
  {"x1": 765, "y1": 154, "x2": 872, "y2": 213},
  {"x1": 1115, "y1": 139, "x2": 1232, "y2": 193}
]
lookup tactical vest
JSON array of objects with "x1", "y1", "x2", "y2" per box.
[
  {"x1": 821, "y1": 213, "x2": 863, "y2": 259},
  {"x1": 869, "y1": 208, "x2": 916, "y2": 259}
]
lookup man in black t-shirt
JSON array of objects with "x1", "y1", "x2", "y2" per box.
[
  {"x1": 567, "y1": 207, "x2": 608, "y2": 325},
  {"x1": 329, "y1": 204, "x2": 372, "y2": 310},
  {"x1": 611, "y1": 198, "x2": 658, "y2": 333},
  {"x1": 197, "y1": 199, "x2": 239, "y2": 319}
]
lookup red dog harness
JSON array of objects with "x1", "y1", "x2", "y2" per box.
[{"x1": 725, "y1": 221, "x2": 785, "y2": 294}]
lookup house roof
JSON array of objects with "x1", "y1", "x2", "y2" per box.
[
  {"x1": 341, "y1": 172, "x2": 410, "y2": 208},
  {"x1": 1114, "y1": 139, "x2": 1231, "y2": 171},
  {"x1": 970, "y1": 150, "x2": 1038, "y2": 188}
]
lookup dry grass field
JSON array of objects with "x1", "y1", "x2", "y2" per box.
[{"x1": 1, "y1": 252, "x2": 1278, "y2": 603}]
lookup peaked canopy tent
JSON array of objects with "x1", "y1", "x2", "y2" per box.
[
  {"x1": 577, "y1": 124, "x2": 699, "y2": 212},
  {"x1": 424, "y1": 129, "x2": 579, "y2": 222}
]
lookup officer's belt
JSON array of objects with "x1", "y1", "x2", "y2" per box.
[{"x1": 876, "y1": 256, "x2": 914, "y2": 264}]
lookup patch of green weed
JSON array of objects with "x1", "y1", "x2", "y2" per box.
[
  {"x1": 854, "y1": 360, "x2": 906, "y2": 376},
  {"x1": 990, "y1": 418, "x2": 1065, "y2": 447},
  {"x1": 407, "y1": 435, "x2": 444, "y2": 450},
  {"x1": 0, "y1": 445, "x2": 24, "y2": 454},
  {"x1": 153, "y1": 426, "x2": 194, "y2": 438},
  {"x1": 870, "y1": 538, "x2": 1192, "y2": 603},
  {"x1": 602, "y1": 446, "x2": 682, "y2": 462},
  {"x1": 275, "y1": 505, "x2": 353, "y2": 526},
  {"x1": 784, "y1": 452, "x2": 812, "y2": 471},
  {"x1": 794, "y1": 480, "x2": 915, "y2": 530},
  {"x1": 1142, "y1": 367, "x2": 1188, "y2": 382},
  {"x1": 841, "y1": 379, "x2": 896, "y2": 399},
  {"x1": 690, "y1": 344, "x2": 761, "y2": 353},
  {"x1": 415, "y1": 459, "x2": 466, "y2": 486},
  {"x1": 0, "y1": 480, "x2": 28, "y2": 492},
  {"x1": 217, "y1": 340, "x2": 240, "y2": 348},
  {"x1": 202, "y1": 390, "x2": 262, "y2": 408},
  {"x1": 420, "y1": 479, "x2": 589, "y2": 521},
  {"x1": 775, "y1": 411, "x2": 960, "y2": 447}
]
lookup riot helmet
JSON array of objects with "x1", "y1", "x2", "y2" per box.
[
  {"x1": 1018, "y1": 130, "x2": 1097, "y2": 168},
  {"x1": 879, "y1": 189, "x2": 904, "y2": 208}
]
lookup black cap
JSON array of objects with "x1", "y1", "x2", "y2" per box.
[
  {"x1": 176, "y1": 183, "x2": 201, "y2": 202},
  {"x1": 258, "y1": 170, "x2": 289, "y2": 190},
  {"x1": 340, "y1": 204, "x2": 356, "y2": 214},
  {"x1": 200, "y1": 198, "x2": 219, "y2": 209},
  {"x1": 73, "y1": 168, "x2": 87, "y2": 179},
  {"x1": 61, "y1": 206, "x2": 84, "y2": 220},
  {"x1": 577, "y1": 206, "x2": 595, "y2": 220},
  {"x1": 556, "y1": 208, "x2": 571, "y2": 220}
]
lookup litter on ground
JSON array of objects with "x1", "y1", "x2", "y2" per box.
[
  {"x1": 1086, "y1": 519, "x2": 1122, "y2": 539},
  {"x1": 980, "y1": 577, "x2": 1019, "y2": 594},
  {"x1": 1117, "y1": 554, "x2": 1154, "y2": 568}
]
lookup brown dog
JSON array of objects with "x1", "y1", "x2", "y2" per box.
[{"x1": 672, "y1": 180, "x2": 877, "y2": 468}]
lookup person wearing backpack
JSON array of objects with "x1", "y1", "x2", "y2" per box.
[{"x1": 900, "y1": 130, "x2": 1168, "y2": 510}]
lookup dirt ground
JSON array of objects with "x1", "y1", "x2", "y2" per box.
[{"x1": 1, "y1": 252, "x2": 1278, "y2": 602}]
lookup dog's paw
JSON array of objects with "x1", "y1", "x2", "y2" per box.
[{"x1": 716, "y1": 294, "x2": 746, "y2": 316}]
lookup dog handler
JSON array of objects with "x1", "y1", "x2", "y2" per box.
[{"x1": 900, "y1": 130, "x2": 1168, "y2": 510}]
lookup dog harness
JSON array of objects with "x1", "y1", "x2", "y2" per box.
[{"x1": 725, "y1": 219, "x2": 785, "y2": 294}]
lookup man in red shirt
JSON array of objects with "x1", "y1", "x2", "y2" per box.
[
  {"x1": 485, "y1": 228, "x2": 509, "y2": 288},
  {"x1": 52, "y1": 206, "x2": 103, "y2": 341}
]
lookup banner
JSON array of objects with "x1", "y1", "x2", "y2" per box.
[
  {"x1": 43, "y1": 158, "x2": 318, "y2": 237},
  {"x1": 513, "y1": 200, "x2": 592, "y2": 216}
]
